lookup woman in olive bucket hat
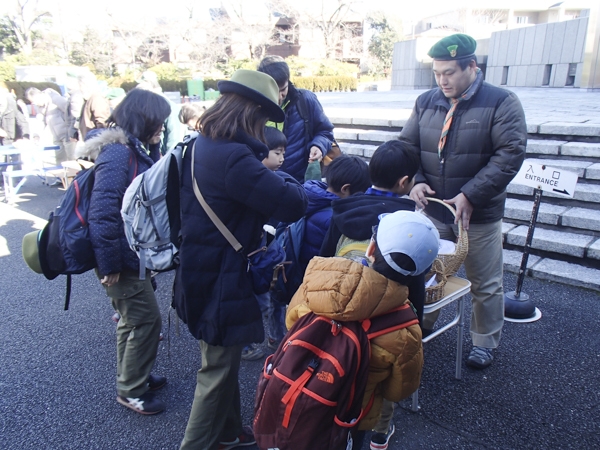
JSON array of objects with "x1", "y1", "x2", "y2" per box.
[{"x1": 175, "y1": 70, "x2": 307, "y2": 449}]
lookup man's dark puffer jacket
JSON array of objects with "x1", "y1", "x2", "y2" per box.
[
  {"x1": 400, "y1": 81, "x2": 527, "y2": 224},
  {"x1": 278, "y1": 83, "x2": 334, "y2": 183}
]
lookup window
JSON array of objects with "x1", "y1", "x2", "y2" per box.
[
  {"x1": 501, "y1": 66, "x2": 509, "y2": 85},
  {"x1": 516, "y1": 16, "x2": 529, "y2": 24},
  {"x1": 542, "y1": 64, "x2": 552, "y2": 86},
  {"x1": 565, "y1": 63, "x2": 577, "y2": 86}
]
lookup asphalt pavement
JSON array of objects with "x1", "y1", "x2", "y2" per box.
[{"x1": 1, "y1": 107, "x2": 599, "y2": 449}]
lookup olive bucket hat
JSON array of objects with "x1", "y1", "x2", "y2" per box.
[
  {"x1": 217, "y1": 70, "x2": 285, "y2": 122},
  {"x1": 22, "y1": 230, "x2": 43, "y2": 274}
]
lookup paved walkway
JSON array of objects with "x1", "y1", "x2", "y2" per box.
[
  {"x1": 317, "y1": 87, "x2": 600, "y2": 125},
  {"x1": 1, "y1": 88, "x2": 600, "y2": 449},
  {"x1": 1, "y1": 172, "x2": 599, "y2": 449}
]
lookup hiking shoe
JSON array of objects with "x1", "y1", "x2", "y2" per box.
[
  {"x1": 267, "y1": 338, "x2": 280, "y2": 351},
  {"x1": 218, "y1": 426, "x2": 255, "y2": 449},
  {"x1": 241, "y1": 344, "x2": 264, "y2": 361},
  {"x1": 466, "y1": 346, "x2": 494, "y2": 369},
  {"x1": 117, "y1": 391, "x2": 165, "y2": 415},
  {"x1": 370, "y1": 423, "x2": 395, "y2": 450},
  {"x1": 147, "y1": 374, "x2": 167, "y2": 391}
]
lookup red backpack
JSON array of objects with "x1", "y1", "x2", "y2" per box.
[{"x1": 253, "y1": 305, "x2": 418, "y2": 450}]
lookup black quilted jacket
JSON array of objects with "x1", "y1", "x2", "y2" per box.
[{"x1": 400, "y1": 82, "x2": 527, "y2": 224}]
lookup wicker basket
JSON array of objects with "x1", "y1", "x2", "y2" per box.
[
  {"x1": 423, "y1": 197, "x2": 469, "y2": 303},
  {"x1": 424, "y1": 258, "x2": 448, "y2": 304}
]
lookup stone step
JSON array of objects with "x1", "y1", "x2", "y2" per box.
[
  {"x1": 520, "y1": 158, "x2": 594, "y2": 179},
  {"x1": 505, "y1": 199, "x2": 600, "y2": 232},
  {"x1": 507, "y1": 179, "x2": 600, "y2": 203},
  {"x1": 537, "y1": 122, "x2": 600, "y2": 137},
  {"x1": 329, "y1": 117, "x2": 407, "y2": 128},
  {"x1": 504, "y1": 198, "x2": 569, "y2": 225},
  {"x1": 525, "y1": 140, "x2": 568, "y2": 156},
  {"x1": 334, "y1": 128, "x2": 399, "y2": 143},
  {"x1": 503, "y1": 249, "x2": 600, "y2": 292},
  {"x1": 338, "y1": 142, "x2": 378, "y2": 158},
  {"x1": 505, "y1": 225, "x2": 597, "y2": 258}
]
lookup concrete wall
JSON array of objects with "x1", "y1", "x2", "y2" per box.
[
  {"x1": 486, "y1": 16, "x2": 589, "y2": 87},
  {"x1": 391, "y1": 37, "x2": 489, "y2": 90}
]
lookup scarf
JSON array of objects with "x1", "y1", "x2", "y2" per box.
[{"x1": 437, "y1": 68, "x2": 483, "y2": 159}]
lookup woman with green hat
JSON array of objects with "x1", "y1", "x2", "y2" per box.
[{"x1": 174, "y1": 70, "x2": 307, "y2": 449}]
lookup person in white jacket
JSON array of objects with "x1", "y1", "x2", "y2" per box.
[{"x1": 25, "y1": 87, "x2": 72, "y2": 164}]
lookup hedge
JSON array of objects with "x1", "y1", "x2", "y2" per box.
[
  {"x1": 291, "y1": 76, "x2": 357, "y2": 92},
  {"x1": 120, "y1": 76, "x2": 355, "y2": 95},
  {"x1": 121, "y1": 79, "x2": 221, "y2": 96},
  {"x1": 4, "y1": 81, "x2": 63, "y2": 100}
]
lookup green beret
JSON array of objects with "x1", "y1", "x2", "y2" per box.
[
  {"x1": 106, "y1": 87, "x2": 125, "y2": 100},
  {"x1": 427, "y1": 34, "x2": 476, "y2": 60}
]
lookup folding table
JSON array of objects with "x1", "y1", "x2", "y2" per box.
[{"x1": 411, "y1": 276, "x2": 471, "y2": 411}]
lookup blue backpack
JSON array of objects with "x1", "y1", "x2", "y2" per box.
[
  {"x1": 37, "y1": 167, "x2": 97, "y2": 309},
  {"x1": 271, "y1": 207, "x2": 331, "y2": 305}
]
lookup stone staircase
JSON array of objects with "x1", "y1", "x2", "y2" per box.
[{"x1": 330, "y1": 117, "x2": 600, "y2": 292}]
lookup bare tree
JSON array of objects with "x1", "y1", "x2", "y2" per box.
[
  {"x1": 3, "y1": 0, "x2": 51, "y2": 54},
  {"x1": 276, "y1": 0, "x2": 363, "y2": 60}
]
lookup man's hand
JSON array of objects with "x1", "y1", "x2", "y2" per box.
[
  {"x1": 308, "y1": 146, "x2": 323, "y2": 163},
  {"x1": 409, "y1": 183, "x2": 436, "y2": 210},
  {"x1": 444, "y1": 193, "x2": 473, "y2": 230},
  {"x1": 101, "y1": 273, "x2": 120, "y2": 287}
]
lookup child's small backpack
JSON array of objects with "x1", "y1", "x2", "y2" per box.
[
  {"x1": 335, "y1": 234, "x2": 370, "y2": 263},
  {"x1": 121, "y1": 133, "x2": 197, "y2": 279},
  {"x1": 272, "y1": 207, "x2": 332, "y2": 305},
  {"x1": 253, "y1": 312, "x2": 370, "y2": 450},
  {"x1": 253, "y1": 305, "x2": 419, "y2": 450}
]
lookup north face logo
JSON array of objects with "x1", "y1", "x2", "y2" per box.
[{"x1": 316, "y1": 371, "x2": 334, "y2": 383}]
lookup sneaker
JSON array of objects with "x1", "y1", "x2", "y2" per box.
[
  {"x1": 111, "y1": 312, "x2": 120, "y2": 323},
  {"x1": 466, "y1": 346, "x2": 494, "y2": 369},
  {"x1": 147, "y1": 374, "x2": 167, "y2": 391},
  {"x1": 267, "y1": 338, "x2": 280, "y2": 351},
  {"x1": 218, "y1": 426, "x2": 255, "y2": 449},
  {"x1": 241, "y1": 344, "x2": 264, "y2": 361},
  {"x1": 370, "y1": 423, "x2": 395, "y2": 450},
  {"x1": 117, "y1": 391, "x2": 165, "y2": 415}
]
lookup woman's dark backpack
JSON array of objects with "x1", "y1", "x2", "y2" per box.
[{"x1": 37, "y1": 167, "x2": 98, "y2": 310}]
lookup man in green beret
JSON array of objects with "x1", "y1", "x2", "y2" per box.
[{"x1": 400, "y1": 33, "x2": 527, "y2": 369}]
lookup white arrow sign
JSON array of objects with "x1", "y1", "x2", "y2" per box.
[{"x1": 513, "y1": 160, "x2": 578, "y2": 197}]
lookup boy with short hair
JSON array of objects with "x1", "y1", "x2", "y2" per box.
[
  {"x1": 286, "y1": 209, "x2": 439, "y2": 449},
  {"x1": 242, "y1": 126, "x2": 289, "y2": 361},
  {"x1": 261, "y1": 126, "x2": 286, "y2": 171},
  {"x1": 319, "y1": 140, "x2": 425, "y2": 449}
]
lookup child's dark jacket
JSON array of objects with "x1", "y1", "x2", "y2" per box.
[{"x1": 298, "y1": 180, "x2": 338, "y2": 264}]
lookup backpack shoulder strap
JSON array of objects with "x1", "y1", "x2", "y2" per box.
[
  {"x1": 362, "y1": 304, "x2": 419, "y2": 340},
  {"x1": 295, "y1": 89, "x2": 312, "y2": 144}
]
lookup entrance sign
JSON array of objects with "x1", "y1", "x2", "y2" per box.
[{"x1": 513, "y1": 160, "x2": 578, "y2": 198}]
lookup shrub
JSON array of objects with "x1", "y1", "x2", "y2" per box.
[{"x1": 291, "y1": 76, "x2": 357, "y2": 92}]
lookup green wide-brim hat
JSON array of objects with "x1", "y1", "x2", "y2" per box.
[
  {"x1": 218, "y1": 70, "x2": 285, "y2": 122},
  {"x1": 22, "y1": 230, "x2": 43, "y2": 274},
  {"x1": 428, "y1": 33, "x2": 477, "y2": 60}
]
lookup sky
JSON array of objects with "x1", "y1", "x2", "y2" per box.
[{"x1": 1, "y1": 0, "x2": 596, "y2": 34}]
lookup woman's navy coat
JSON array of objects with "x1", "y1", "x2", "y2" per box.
[
  {"x1": 82, "y1": 127, "x2": 155, "y2": 277},
  {"x1": 174, "y1": 132, "x2": 308, "y2": 346}
]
